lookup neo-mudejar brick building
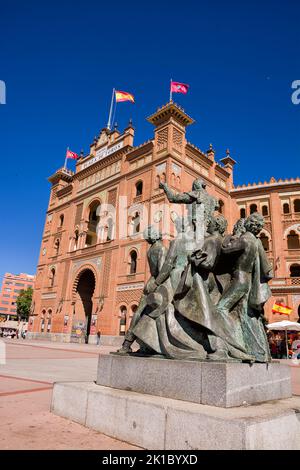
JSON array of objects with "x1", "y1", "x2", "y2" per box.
[{"x1": 28, "y1": 102, "x2": 300, "y2": 343}]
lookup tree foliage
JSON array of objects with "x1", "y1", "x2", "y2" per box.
[{"x1": 16, "y1": 287, "x2": 33, "y2": 321}]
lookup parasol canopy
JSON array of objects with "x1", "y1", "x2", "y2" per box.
[{"x1": 266, "y1": 321, "x2": 300, "y2": 331}]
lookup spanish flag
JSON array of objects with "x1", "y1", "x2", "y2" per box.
[
  {"x1": 115, "y1": 90, "x2": 135, "y2": 103},
  {"x1": 272, "y1": 303, "x2": 293, "y2": 315}
]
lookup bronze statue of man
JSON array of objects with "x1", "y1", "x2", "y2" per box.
[
  {"x1": 117, "y1": 226, "x2": 167, "y2": 354},
  {"x1": 159, "y1": 178, "x2": 219, "y2": 243},
  {"x1": 132, "y1": 217, "x2": 207, "y2": 360},
  {"x1": 217, "y1": 212, "x2": 273, "y2": 362}
]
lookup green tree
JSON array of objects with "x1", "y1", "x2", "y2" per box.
[{"x1": 16, "y1": 287, "x2": 33, "y2": 321}]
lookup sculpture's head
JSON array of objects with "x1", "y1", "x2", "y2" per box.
[
  {"x1": 143, "y1": 225, "x2": 162, "y2": 243},
  {"x1": 244, "y1": 213, "x2": 264, "y2": 235},
  {"x1": 208, "y1": 215, "x2": 227, "y2": 235},
  {"x1": 192, "y1": 178, "x2": 206, "y2": 191},
  {"x1": 215, "y1": 215, "x2": 228, "y2": 235},
  {"x1": 233, "y1": 218, "x2": 246, "y2": 236}
]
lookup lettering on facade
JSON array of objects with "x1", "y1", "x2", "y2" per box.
[
  {"x1": 82, "y1": 141, "x2": 124, "y2": 170},
  {"x1": 117, "y1": 283, "x2": 144, "y2": 292},
  {"x1": 41, "y1": 293, "x2": 57, "y2": 299}
]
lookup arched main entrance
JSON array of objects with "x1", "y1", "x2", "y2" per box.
[{"x1": 73, "y1": 269, "x2": 96, "y2": 343}]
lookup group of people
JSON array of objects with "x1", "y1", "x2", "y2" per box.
[
  {"x1": 268, "y1": 332, "x2": 300, "y2": 359},
  {"x1": 0, "y1": 328, "x2": 26, "y2": 339},
  {"x1": 117, "y1": 178, "x2": 273, "y2": 363}
]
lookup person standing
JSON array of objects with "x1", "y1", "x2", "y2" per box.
[{"x1": 96, "y1": 330, "x2": 101, "y2": 346}]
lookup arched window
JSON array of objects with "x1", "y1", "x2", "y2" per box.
[
  {"x1": 260, "y1": 233, "x2": 270, "y2": 251},
  {"x1": 50, "y1": 268, "x2": 55, "y2": 288},
  {"x1": 240, "y1": 208, "x2": 246, "y2": 218},
  {"x1": 129, "y1": 305, "x2": 138, "y2": 329},
  {"x1": 176, "y1": 175, "x2": 181, "y2": 187},
  {"x1": 283, "y1": 203, "x2": 290, "y2": 214},
  {"x1": 86, "y1": 201, "x2": 101, "y2": 246},
  {"x1": 47, "y1": 309, "x2": 52, "y2": 332},
  {"x1": 171, "y1": 173, "x2": 176, "y2": 186},
  {"x1": 106, "y1": 218, "x2": 114, "y2": 241},
  {"x1": 294, "y1": 199, "x2": 300, "y2": 213},
  {"x1": 218, "y1": 200, "x2": 224, "y2": 214},
  {"x1": 250, "y1": 204, "x2": 258, "y2": 214},
  {"x1": 54, "y1": 239, "x2": 60, "y2": 255},
  {"x1": 119, "y1": 305, "x2": 127, "y2": 336},
  {"x1": 59, "y1": 214, "x2": 64, "y2": 227},
  {"x1": 135, "y1": 181, "x2": 143, "y2": 197},
  {"x1": 74, "y1": 230, "x2": 79, "y2": 251},
  {"x1": 132, "y1": 212, "x2": 140, "y2": 234},
  {"x1": 90, "y1": 202, "x2": 100, "y2": 222},
  {"x1": 131, "y1": 305, "x2": 138, "y2": 317},
  {"x1": 290, "y1": 264, "x2": 300, "y2": 277},
  {"x1": 41, "y1": 309, "x2": 46, "y2": 332},
  {"x1": 129, "y1": 251, "x2": 137, "y2": 274},
  {"x1": 287, "y1": 231, "x2": 300, "y2": 250},
  {"x1": 262, "y1": 205, "x2": 269, "y2": 216}
]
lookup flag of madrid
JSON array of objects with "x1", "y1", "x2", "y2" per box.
[{"x1": 171, "y1": 81, "x2": 189, "y2": 94}]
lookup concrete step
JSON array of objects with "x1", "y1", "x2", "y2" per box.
[{"x1": 51, "y1": 381, "x2": 300, "y2": 450}]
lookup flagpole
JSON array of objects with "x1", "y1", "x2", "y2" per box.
[
  {"x1": 64, "y1": 147, "x2": 69, "y2": 170},
  {"x1": 170, "y1": 78, "x2": 172, "y2": 102},
  {"x1": 107, "y1": 88, "x2": 115, "y2": 130}
]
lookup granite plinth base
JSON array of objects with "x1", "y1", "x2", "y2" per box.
[
  {"x1": 51, "y1": 381, "x2": 300, "y2": 450},
  {"x1": 96, "y1": 354, "x2": 292, "y2": 408}
]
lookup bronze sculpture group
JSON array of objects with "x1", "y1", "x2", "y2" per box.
[{"x1": 117, "y1": 178, "x2": 273, "y2": 363}]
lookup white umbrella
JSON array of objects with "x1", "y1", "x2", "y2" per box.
[{"x1": 266, "y1": 321, "x2": 300, "y2": 357}]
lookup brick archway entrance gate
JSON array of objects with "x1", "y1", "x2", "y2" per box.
[{"x1": 72, "y1": 269, "x2": 96, "y2": 343}]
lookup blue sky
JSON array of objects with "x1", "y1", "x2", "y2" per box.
[{"x1": 0, "y1": 0, "x2": 299, "y2": 282}]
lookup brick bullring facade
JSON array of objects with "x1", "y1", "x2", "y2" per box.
[{"x1": 28, "y1": 102, "x2": 300, "y2": 343}]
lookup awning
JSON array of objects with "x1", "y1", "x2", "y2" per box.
[{"x1": 0, "y1": 321, "x2": 19, "y2": 329}]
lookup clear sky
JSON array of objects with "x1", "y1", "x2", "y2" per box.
[{"x1": 0, "y1": 0, "x2": 299, "y2": 283}]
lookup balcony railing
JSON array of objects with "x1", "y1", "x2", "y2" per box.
[
  {"x1": 282, "y1": 212, "x2": 300, "y2": 221},
  {"x1": 133, "y1": 195, "x2": 143, "y2": 204},
  {"x1": 270, "y1": 277, "x2": 300, "y2": 287}
]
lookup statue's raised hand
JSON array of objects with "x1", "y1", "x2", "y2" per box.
[{"x1": 159, "y1": 181, "x2": 167, "y2": 191}]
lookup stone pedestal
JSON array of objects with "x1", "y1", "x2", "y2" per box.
[
  {"x1": 97, "y1": 354, "x2": 292, "y2": 407},
  {"x1": 51, "y1": 354, "x2": 300, "y2": 450}
]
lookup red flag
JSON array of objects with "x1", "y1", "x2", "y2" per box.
[
  {"x1": 66, "y1": 149, "x2": 79, "y2": 160},
  {"x1": 171, "y1": 81, "x2": 189, "y2": 94}
]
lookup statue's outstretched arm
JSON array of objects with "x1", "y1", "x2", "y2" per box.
[{"x1": 160, "y1": 182, "x2": 192, "y2": 204}]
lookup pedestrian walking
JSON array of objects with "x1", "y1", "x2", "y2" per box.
[{"x1": 97, "y1": 329, "x2": 101, "y2": 346}]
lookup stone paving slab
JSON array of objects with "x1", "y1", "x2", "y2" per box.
[
  {"x1": 0, "y1": 340, "x2": 139, "y2": 450},
  {"x1": 0, "y1": 388, "x2": 139, "y2": 450}
]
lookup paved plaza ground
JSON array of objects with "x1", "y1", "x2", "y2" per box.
[
  {"x1": 0, "y1": 338, "x2": 299, "y2": 450},
  {"x1": 0, "y1": 339, "x2": 139, "y2": 450}
]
